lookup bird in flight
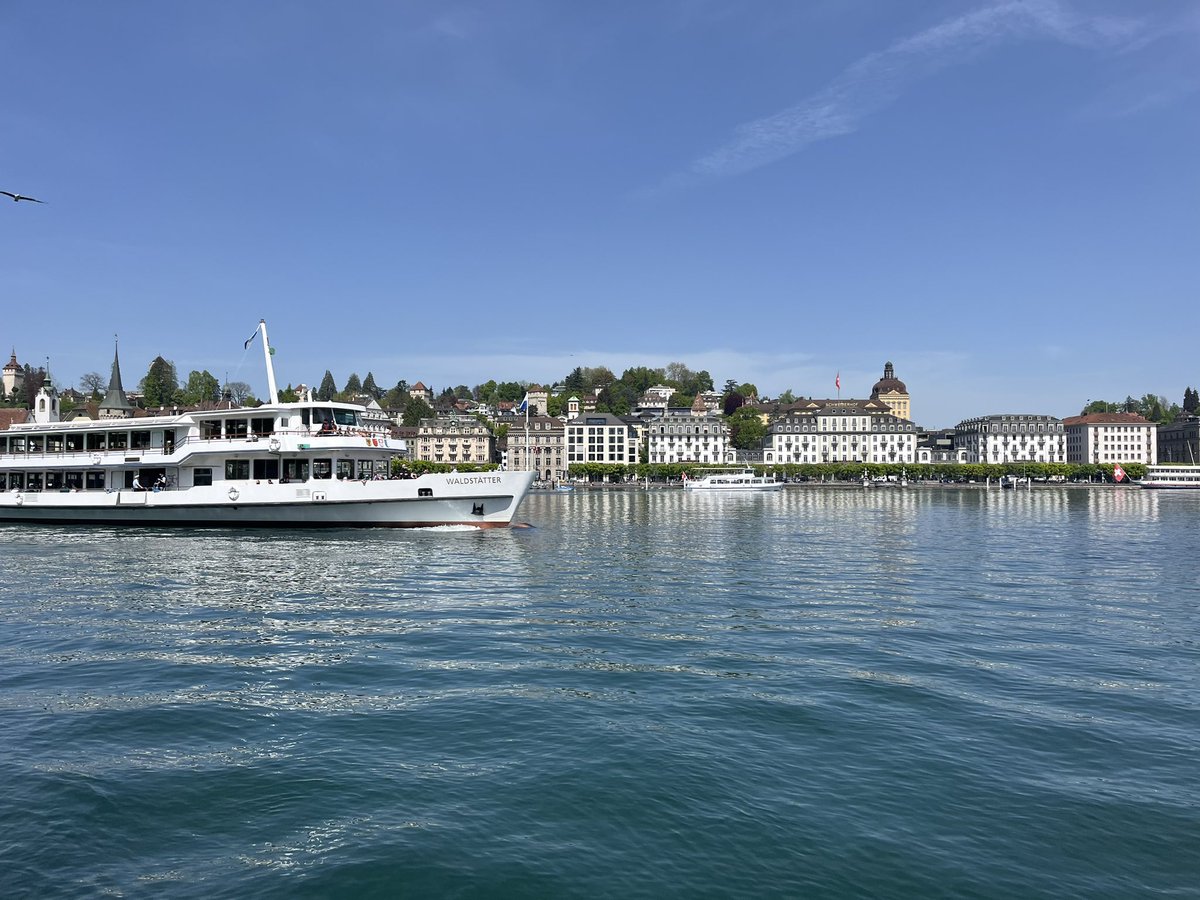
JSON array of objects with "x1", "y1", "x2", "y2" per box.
[{"x1": 1, "y1": 191, "x2": 45, "y2": 203}]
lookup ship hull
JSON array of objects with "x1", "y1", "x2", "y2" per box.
[{"x1": 0, "y1": 472, "x2": 536, "y2": 528}]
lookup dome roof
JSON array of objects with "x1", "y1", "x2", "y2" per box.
[{"x1": 871, "y1": 361, "x2": 906, "y2": 394}]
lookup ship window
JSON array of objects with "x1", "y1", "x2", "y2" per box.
[
  {"x1": 253, "y1": 459, "x2": 279, "y2": 480},
  {"x1": 251, "y1": 417, "x2": 274, "y2": 437},
  {"x1": 26, "y1": 473, "x2": 43, "y2": 491},
  {"x1": 201, "y1": 420, "x2": 221, "y2": 439},
  {"x1": 131, "y1": 431, "x2": 151, "y2": 450},
  {"x1": 333, "y1": 409, "x2": 359, "y2": 427},
  {"x1": 193, "y1": 468, "x2": 213, "y2": 487},
  {"x1": 337, "y1": 460, "x2": 354, "y2": 479},
  {"x1": 66, "y1": 434, "x2": 83, "y2": 452},
  {"x1": 46, "y1": 434, "x2": 64, "y2": 452},
  {"x1": 225, "y1": 460, "x2": 250, "y2": 480},
  {"x1": 45, "y1": 472, "x2": 63, "y2": 490},
  {"x1": 65, "y1": 472, "x2": 83, "y2": 491},
  {"x1": 11, "y1": 437, "x2": 26, "y2": 453},
  {"x1": 313, "y1": 459, "x2": 332, "y2": 480},
  {"x1": 283, "y1": 460, "x2": 309, "y2": 482},
  {"x1": 28, "y1": 435, "x2": 43, "y2": 453},
  {"x1": 109, "y1": 432, "x2": 129, "y2": 451},
  {"x1": 225, "y1": 420, "x2": 248, "y2": 439},
  {"x1": 7, "y1": 472, "x2": 23, "y2": 489},
  {"x1": 85, "y1": 471, "x2": 105, "y2": 490}
]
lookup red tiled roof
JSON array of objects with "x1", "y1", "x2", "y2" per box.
[
  {"x1": 0, "y1": 408, "x2": 30, "y2": 429},
  {"x1": 1062, "y1": 413, "x2": 1153, "y2": 426}
]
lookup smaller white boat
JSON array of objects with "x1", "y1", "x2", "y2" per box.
[
  {"x1": 1140, "y1": 465, "x2": 1200, "y2": 490},
  {"x1": 683, "y1": 468, "x2": 783, "y2": 492}
]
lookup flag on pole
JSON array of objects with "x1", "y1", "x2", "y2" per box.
[
  {"x1": 516, "y1": 392, "x2": 530, "y2": 414},
  {"x1": 244, "y1": 328, "x2": 259, "y2": 350},
  {"x1": 835, "y1": 372, "x2": 841, "y2": 391},
  {"x1": 1113, "y1": 464, "x2": 1126, "y2": 482}
]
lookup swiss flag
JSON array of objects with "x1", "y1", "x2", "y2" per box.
[
  {"x1": 835, "y1": 372, "x2": 841, "y2": 391},
  {"x1": 1113, "y1": 464, "x2": 1126, "y2": 482}
]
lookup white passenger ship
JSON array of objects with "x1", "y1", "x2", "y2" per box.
[
  {"x1": 683, "y1": 468, "x2": 783, "y2": 492},
  {"x1": 0, "y1": 323, "x2": 534, "y2": 527},
  {"x1": 1139, "y1": 465, "x2": 1200, "y2": 490}
]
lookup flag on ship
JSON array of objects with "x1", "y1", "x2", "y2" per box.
[
  {"x1": 1113, "y1": 464, "x2": 1126, "y2": 482},
  {"x1": 244, "y1": 328, "x2": 259, "y2": 350}
]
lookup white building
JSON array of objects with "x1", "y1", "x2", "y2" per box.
[
  {"x1": 566, "y1": 413, "x2": 637, "y2": 467},
  {"x1": 1062, "y1": 413, "x2": 1157, "y2": 465},
  {"x1": 954, "y1": 414, "x2": 1065, "y2": 464},
  {"x1": 646, "y1": 408, "x2": 734, "y2": 465},
  {"x1": 764, "y1": 399, "x2": 917, "y2": 465}
]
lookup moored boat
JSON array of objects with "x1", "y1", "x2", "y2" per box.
[
  {"x1": 1139, "y1": 465, "x2": 1200, "y2": 490},
  {"x1": 0, "y1": 322, "x2": 534, "y2": 527},
  {"x1": 683, "y1": 468, "x2": 783, "y2": 492}
]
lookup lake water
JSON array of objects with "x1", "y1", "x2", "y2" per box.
[{"x1": 2, "y1": 487, "x2": 1198, "y2": 898}]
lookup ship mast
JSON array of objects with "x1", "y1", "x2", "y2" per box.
[{"x1": 258, "y1": 319, "x2": 279, "y2": 404}]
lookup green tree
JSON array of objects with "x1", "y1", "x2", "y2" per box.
[
  {"x1": 362, "y1": 372, "x2": 380, "y2": 399},
  {"x1": 620, "y1": 366, "x2": 665, "y2": 395},
  {"x1": 597, "y1": 381, "x2": 636, "y2": 415},
  {"x1": 140, "y1": 356, "x2": 179, "y2": 408},
  {"x1": 279, "y1": 384, "x2": 299, "y2": 403},
  {"x1": 343, "y1": 373, "x2": 362, "y2": 396},
  {"x1": 317, "y1": 370, "x2": 337, "y2": 401},
  {"x1": 403, "y1": 397, "x2": 434, "y2": 427},
  {"x1": 777, "y1": 389, "x2": 796, "y2": 404},
  {"x1": 727, "y1": 406, "x2": 766, "y2": 450},
  {"x1": 1183, "y1": 387, "x2": 1199, "y2": 414},
  {"x1": 180, "y1": 369, "x2": 221, "y2": 406},
  {"x1": 563, "y1": 367, "x2": 586, "y2": 394}
]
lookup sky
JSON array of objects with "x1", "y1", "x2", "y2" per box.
[{"x1": 1, "y1": 0, "x2": 1197, "y2": 428}]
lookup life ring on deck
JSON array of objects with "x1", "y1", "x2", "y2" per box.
[
  {"x1": 228, "y1": 487, "x2": 240, "y2": 502},
  {"x1": 91, "y1": 453, "x2": 102, "y2": 465},
  {"x1": 14, "y1": 493, "x2": 22, "y2": 507},
  {"x1": 268, "y1": 437, "x2": 281, "y2": 453}
]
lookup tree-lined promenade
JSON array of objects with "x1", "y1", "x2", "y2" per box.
[{"x1": 393, "y1": 459, "x2": 1147, "y2": 484}]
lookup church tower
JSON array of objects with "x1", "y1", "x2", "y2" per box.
[
  {"x1": 33, "y1": 370, "x2": 60, "y2": 424},
  {"x1": 870, "y1": 361, "x2": 910, "y2": 421},
  {"x1": 98, "y1": 341, "x2": 134, "y2": 419}
]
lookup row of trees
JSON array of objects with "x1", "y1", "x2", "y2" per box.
[
  {"x1": 565, "y1": 461, "x2": 1149, "y2": 483},
  {"x1": 1080, "y1": 389, "x2": 1197, "y2": 425}
]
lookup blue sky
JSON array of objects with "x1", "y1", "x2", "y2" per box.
[{"x1": 2, "y1": 1, "x2": 1197, "y2": 427}]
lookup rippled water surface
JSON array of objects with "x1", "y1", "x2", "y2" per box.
[{"x1": 2, "y1": 487, "x2": 1199, "y2": 898}]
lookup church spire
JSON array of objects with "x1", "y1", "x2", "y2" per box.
[{"x1": 98, "y1": 337, "x2": 133, "y2": 418}]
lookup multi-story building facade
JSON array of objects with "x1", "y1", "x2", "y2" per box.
[
  {"x1": 566, "y1": 413, "x2": 637, "y2": 467},
  {"x1": 646, "y1": 409, "x2": 734, "y2": 465},
  {"x1": 507, "y1": 415, "x2": 566, "y2": 482},
  {"x1": 1062, "y1": 413, "x2": 1157, "y2": 465},
  {"x1": 763, "y1": 399, "x2": 917, "y2": 465},
  {"x1": 413, "y1": 415, "x2": 494, "y2": 465},
  {"x1": 953, "y1": 414, "x2": 1065, "y2": 464},
  {"x1": 1157, "y1": 414, "x2": 1200, "y2": 464}
]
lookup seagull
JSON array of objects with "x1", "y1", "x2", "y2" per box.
[{"x1": 1, "y1": 191, "x2": 44, "y2": 203}]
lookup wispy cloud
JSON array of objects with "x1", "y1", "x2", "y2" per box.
[{"x1": 670, "y1": 0, "x2": 1143, "y2": 185}]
